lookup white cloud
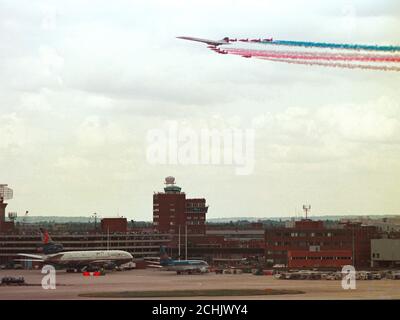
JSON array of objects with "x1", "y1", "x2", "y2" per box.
[
  {"x1": 54, "y1": 155, "x2": 89, "y2": 170},
  {"x1": 76, "y1": 116, "x2": 127, "y2": 147},
  {"x1": 0, "y1": 113, "x2": 27, "y2": 150}
]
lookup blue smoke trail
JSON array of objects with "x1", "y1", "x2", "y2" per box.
[{"x1": 263, "y1": 40, "x2": 400, "y2": 52}]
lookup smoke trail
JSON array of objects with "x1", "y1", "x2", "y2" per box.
[
  {"x1": 262, "y1": 40, "x2": 400, "y2": 52},
  {"x1": 226, "y1": 48, "x2": 399, "y2": 60},
  {"x1": 260, "y1": 57, "x2": 400, "y2": 72},
  {"x1": 225, "y1": 48, "x2": 400, "y2": 63}
]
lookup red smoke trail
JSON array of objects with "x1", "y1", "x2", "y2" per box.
[
  {"x1": 225, "y1": 48, "x2": 400, "y2": 63},
  {"x1": 260, "y1": 57, "x2": 400, "y2": 72},
  {"x1": 227, "y1": 48, "x2": 399, "y2": 60}
]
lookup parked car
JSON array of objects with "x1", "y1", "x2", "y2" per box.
[
  {"x1": 386, "y1": 271, "x2": 400, "y2": 279},
  {"x1": 1, "y1": 276, "x2": 25, "y2": 285},
  {"x1": 370, "y1": 273, "x2": 382, "y2": 280},
  {"x1": 116, "y1": 262, "x2": 136, "y2": 271},
  {"x1": 252, "y1": 268, "x2": 263, "y2": 275},
  {"x1": 356, "y1": 272, "x2": 368, "y2": 280}
]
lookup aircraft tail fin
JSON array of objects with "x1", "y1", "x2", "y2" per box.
[
  {"x1": 40, "y1": 228, "x2": 53, "y2": 244},
  {"x1": 38, "y1": 228, "x2": 64, "y2": 254},
  {"x1": 160, "y1": 246, "x2": 172, "y2": 266}
]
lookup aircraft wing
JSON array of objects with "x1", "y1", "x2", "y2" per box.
[
  {"x1": 14, "y1": 259, "x2": 44, "y2": 262},
  {"x1": 177, "y1": 36, "x2": 229, "y2": 46},
  {"x1": 144, "y1": 257, "x2": 160, "y2": 264},
  {"x1": 143, "y1": 258, "x2": 162, "y2": 268},
  {"x1": 17, "y1": 253, "x2": 45, "y2": 260}
]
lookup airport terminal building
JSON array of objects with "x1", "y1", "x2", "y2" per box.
[{"x1": 265, "y1": 219, "x2": 380, "y2": 268}]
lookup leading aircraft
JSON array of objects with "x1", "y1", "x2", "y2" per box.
[
  {"x1": 176, "y1": 36, "x2": 233, "y2": 46},
  {"x1": 16, "y1": 229, "x2": 133, "y2": 272}
]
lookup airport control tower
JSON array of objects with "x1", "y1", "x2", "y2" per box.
[
  {"x1": 153, "y1": 177, "x2": 208, "y2": 235},
  {"x1": 0, "y1": 184, "x2": 14, "y2": 233}
]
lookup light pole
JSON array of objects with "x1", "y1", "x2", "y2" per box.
[
  {"x1": 92, "y1": 212, "x2": 98, "y2": 234},
  {"x1": 185, "y1": 223, "x2": 188, "y2": 260},
  {"x1": 178, "y1": 224, "x2": 181, "y2": 260}
]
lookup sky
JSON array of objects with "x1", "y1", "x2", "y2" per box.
[{"x1": 1, "y1": 0, "x2": 400, "y2": 220}]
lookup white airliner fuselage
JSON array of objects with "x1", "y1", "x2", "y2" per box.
[
  {"x1": 176, "y1": 36, "x2": 230, "y2": 46},
  {"x1": 18, "y1": 250, "x2": 133, "y2": 268}
]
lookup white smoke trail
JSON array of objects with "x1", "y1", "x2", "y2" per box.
[
  {"x1": 225, "y1": 48, "x2": 400, "y2": 63},
  {"x1": 260, "y1": 57, "x2": 400, "y2": 72}
]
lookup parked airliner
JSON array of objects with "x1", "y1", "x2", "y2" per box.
[{"x1": 17, "y1": 229, "x2": 133, "y2": 271}]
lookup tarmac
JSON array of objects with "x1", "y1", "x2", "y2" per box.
[{"x1": 1, "y1": 269, "x2": 400, "y2": 300}]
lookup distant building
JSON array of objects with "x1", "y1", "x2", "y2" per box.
[
  {"x1": 0, "y1": 186, "x2": 15, "y2": 234},
  {"x1": 342, "y1": 217, "x2": 400, "y2": 233},
  {"x1": 101, "y1": 218, "x2": 128, "y2": 233},
  {"x1": 288, "y1": 249, "x2": 352, "y2": 269},
  {"x1": 265, "y1": 219, "x2": 380, "y2": 268},
  {"x1": 371, "y1": 239, "x2": 400, "y2": 268},
  {"x1": 0, "y1": 198, "x2": 15, "y2": 233},
  {"x1": 0, "y1": 197, "x2": 6, "y2": 228},
  {"x1": 153, "y1": 177, "x2": 208, "y2": 234},
  {"x1": 206, "y1": 223, "x2": 264, "y2": 242}
]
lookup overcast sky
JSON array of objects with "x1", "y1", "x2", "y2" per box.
[{"x1": 1, "y1": 0, "x2": 399, "y2": 220}]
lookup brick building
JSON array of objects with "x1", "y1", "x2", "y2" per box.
[
  {"x1": 101, "y1": 218, "x2": 128, "y2": 233},
  {"x1": 265, "y1": 219, "x2": 380, "y2": 268},
  {"x1": 287, "y1": 249, "x2": 353, "y2": 269},
  {"x1": 153, "y1": 177, "x2": 208, "y2": 234}
]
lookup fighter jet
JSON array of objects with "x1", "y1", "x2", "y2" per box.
[
  {"x1": 177, "y1": 36, "x2": 231, "y2": 46},
  {"x1": 209, "y1": 47, "x2": 229, "y2": 55}
]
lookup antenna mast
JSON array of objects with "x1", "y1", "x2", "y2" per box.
[
  {"x1": 303, "y1": 204, "x2": 311, "y2": 220},
  {"x1": 92, "y1": 212, "x2": 98, "y2": 234}
]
